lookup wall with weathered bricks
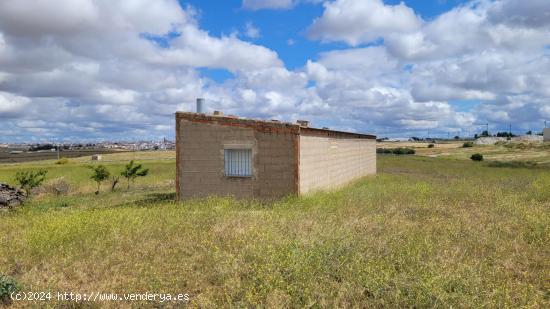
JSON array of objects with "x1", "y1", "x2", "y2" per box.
[
  {"x1": 298, "y1": 135, "x2": 376, "y2": 194},
  {"x1": 176, "y1": 118, "x2": 297, "y2": 199}
]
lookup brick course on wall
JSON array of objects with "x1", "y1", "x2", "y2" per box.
[
  {"x1": 176, "y1": 117, "x2": 297, "y2": 200},
  {"x1": 298, "y1": 135, "x2": 376, "y2": 194}
]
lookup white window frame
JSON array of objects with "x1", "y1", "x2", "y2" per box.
[{"x1": 224, "y1": 147, "x2": 253, "y2": 177}]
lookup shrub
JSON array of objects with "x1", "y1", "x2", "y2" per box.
[
  {"x1": 496, "y1": 132, "x2": 514, "y2": 138},
  {"x1": 55, "y1": 157, "x2": 69, "y2": 165},
  {"x1": 463, "y1": 142, "x2": 474, "y2": 148},
  {"x1": 428, "y1": 144, "x2": 435, "y2": 148},
  {"x1": 376, "y1": 148, "x2": 393, "y2": 154},
  {"x1": 487, "y1": 161, "x2": 538, "y2": 169},
  {"x1": 392, "y1": 147, "x2": 416, "y2": 155},
  {"x1": 378, "y1": 148, "x2": 415, "y2": 155},
  {"x1": 0, "y1": 275, "x2": 19, "y2": 305},
  {"x1": 15, "y1": 169, "x2": 48, "y2": 197},
  {"x1": 392, "y1": 148, "x2": 405, "y2": 155},
  {"x1": 470, "y1": 153, "x2": 484, "y2": 161}
]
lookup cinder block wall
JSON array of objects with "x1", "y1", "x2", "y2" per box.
[
  {"x1": 298, "y1": 135, "x2": 376, "y2": 194},
  {"x1": 176, "y1": 118, "x2": 298, "y2": 199},
  {"x1": 544, "y1": 128, "x2": 550, "y2": 142}
]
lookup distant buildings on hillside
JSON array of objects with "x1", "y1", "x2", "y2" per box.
[
  {"x1": 97, "y1": 140, "x2": 175, "y2": 151},
  {"x1": 1, "y1": 140, "x2": 175, "y2": 152}
]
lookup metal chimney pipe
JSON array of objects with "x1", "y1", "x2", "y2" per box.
[{"x1": 196, "y1": 98, "x2": 205, "y2": 113}]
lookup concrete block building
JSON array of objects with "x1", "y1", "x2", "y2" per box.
[
  {"x1": 544, "y1": 128, "x2": 550, "y2": 142},
  {"x1": 175, "y1": 112, "x2": 376, "y2": 200}
]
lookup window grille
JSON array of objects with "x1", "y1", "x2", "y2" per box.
[{"x1": 224, "y1": 149, "x2": 252, "y2": 177}]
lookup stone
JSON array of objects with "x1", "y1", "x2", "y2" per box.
[{"x1": 0, "y1": 183, "x2": 26, "y2": 208}]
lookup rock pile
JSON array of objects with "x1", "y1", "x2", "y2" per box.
[
  {"x1": 0, "y1": 183, "x2": 25, "y2": 208},
  {"x1": 475, "y1": 135, "x2": 544, "y2": 145},
  {"x1": 513, "y1": 135, "x2": 543, "y2": 142},
  {"x1": 474, "y1": 137, "x2": 507, "y2": 145}
]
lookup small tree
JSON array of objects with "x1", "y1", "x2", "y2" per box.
[
  {"x1": 15, "y1": 169, "x2": 48, "y2": 197},
  {"x1": 121, "y1": 160, "x2": 149, "y2": 189},
  {"x1": 89, "y1": 165, "x2": 110, "y2": 194}
]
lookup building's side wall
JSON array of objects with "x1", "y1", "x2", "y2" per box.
[
  {"x1": 298, "y1": 135, "x2": 376, "y2": 194},
  {"x1": 544, "y1": 128, "x2": 550, "y2": 142},
  {"x1": 176, "y1": 118, "x2": 298, "y2": 200}
]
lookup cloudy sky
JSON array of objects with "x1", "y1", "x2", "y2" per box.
[{"x1": 1, "y1": 0, "x2": 549, "y2": 142}]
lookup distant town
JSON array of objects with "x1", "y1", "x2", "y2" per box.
[
  {"x1": 0, "y1": 139, "x2": 175, "y2": 163},
  {"x1": 0, "y1": 139, "x2": 175, "y2": 152}
]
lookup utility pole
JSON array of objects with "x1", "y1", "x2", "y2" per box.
[{"x1": 509, "y1": 124, "x2": 512, "y2": 136}]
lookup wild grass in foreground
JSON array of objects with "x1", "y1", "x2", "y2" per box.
[{"x1": 0, "y1": 155, "x2": 549, "y2": 307}]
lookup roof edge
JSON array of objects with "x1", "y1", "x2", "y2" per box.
[
  {"x1": 175, "y1": 112, "x2": 376, "y2": 139},
  {"x1": 299, "y1": 127, "x2": 376, "y2": 139}
]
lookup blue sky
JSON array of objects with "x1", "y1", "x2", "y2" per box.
[
  {"x1": 0, "y1": 0, "x2": 549, "y2": 142},
  {"x1": 186, "y1": 0, "x2": 469, "y2": 77}
]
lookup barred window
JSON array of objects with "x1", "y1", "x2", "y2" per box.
[{"x1": 224, "y1": 149, "x2": 252, "y2": 177}]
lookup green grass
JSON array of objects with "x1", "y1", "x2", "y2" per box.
[
  {"x1": 0, "y1": 153, "x2": 549, "y2": 307},
  {"x1": 411, "y1": 141, "x2": 550, "y2": 164},
  {"x1": 0, "y1": 154, "x2": 175, "y2": 195}
]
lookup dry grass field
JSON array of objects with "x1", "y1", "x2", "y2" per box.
[
  {"x1": 0, "y1": 148, "x2": 121, "y2": 164},
  {"x1": 0, "y1": 147, "x2": 549, "y2": 307},
  {"x1": 379, "y1": 140, "x2": 550, "y2": 165}
]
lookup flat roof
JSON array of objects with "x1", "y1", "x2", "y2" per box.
[{"x1": 176, "y1": 112, "x2": 376, "y2": 139}]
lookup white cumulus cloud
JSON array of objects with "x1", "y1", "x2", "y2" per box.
[{"x1": 308, "y1": 0, "x2": 422, "y2": 46}]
